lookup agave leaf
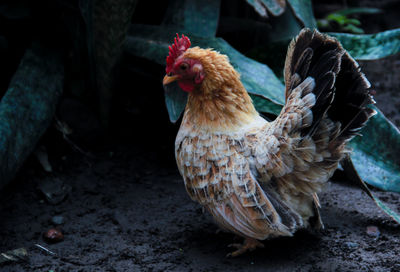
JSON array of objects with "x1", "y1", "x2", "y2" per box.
[
  {"x1": 79, "y1": 0, "x2": 137, "y2": 127},
  {"x1": 246, "y1": 39, "x2": 290, "y2": 80},
  {"x1": 251, "y1": 28, "x2": 400, "y2": 72},
  {"x1": 125, "y1": 24, "x2": 285, "y2": 121},
  {"x1": 163, "y1": 82, "x2": 188, "y2": 123},
  {"x1": 266, "y1": 5, "x2": 303, "y2": 42},
  {"x1": 242, "y1": 0, "x2": 315, "y2": 43},
  {"x1": 250, "y1": 28, "x2": 400, "y2": 81},
  {"x1": 0, "y1": 43, "x2": 64, "y2": 190},
  {"x1": 341, "y1": 155, "x2": 400, "y2": 224},
  {"x1": 197, "y1": 37, "x2": 285, "y2": 106},
  {"x1": 250, "y1": 94, "x2": 282, "y2": 115},
  {"x1": 0, "y1": 1, "x2": 30, "y2": 20},
  {"x1": 162, "y1": 0, "x2": 220, "y2": 37},
  {"x1": 349, "y1": 107, "x2": 400, "y2": 193},
  {"x1": 329, "y1": 28, "x2": 400, "y2": 60},
  {"x1": 287, "y1": 0, "x2": 317, "y2": 28},
  {"x1": 245, "y1": 0, "x2": 286, "y2": 17},
  {"x1": 245, "y1": 0, "x2": 268, "y2": 17}
]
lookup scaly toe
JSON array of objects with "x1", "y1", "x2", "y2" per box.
[{"x1": 226, "y1": 248, "x2": 246, "y2": 258}]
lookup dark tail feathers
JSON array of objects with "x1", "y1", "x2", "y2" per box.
[{"x1": 284, "y1": 28, "x2": 376, "y2": 144}]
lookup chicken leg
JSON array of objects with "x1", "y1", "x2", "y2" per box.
[{"x1": 227, "y1": 238, "x2": 265, "y2": 257}]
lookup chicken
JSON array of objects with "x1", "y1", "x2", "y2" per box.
[{"x1": 162, "y1": 29, "x2": 375, "y2": 257}]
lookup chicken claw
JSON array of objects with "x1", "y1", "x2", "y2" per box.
[{"x1": 227, "y1": 238, "x2": 264, "y2": 257}]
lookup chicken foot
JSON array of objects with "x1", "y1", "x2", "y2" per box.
[{"x1": 227, "y1": 238, "x2": 264, "y2": 257}]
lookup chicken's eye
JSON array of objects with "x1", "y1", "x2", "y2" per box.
[{"x1": 180, "y1": 63, "x2": 189, "y2": 71}]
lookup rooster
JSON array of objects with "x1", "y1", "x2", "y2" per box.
[{"x1": 163, "y1": 29, "x2": 375, "y2": 257}]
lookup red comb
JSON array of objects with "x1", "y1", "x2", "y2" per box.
[{"x1": 166, "y1": 34, "x2": 191, "y2": 73}]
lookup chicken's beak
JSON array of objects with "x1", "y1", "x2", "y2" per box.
[{"x1": 163, "y1": 74, "x2": 180, "y2": 85}]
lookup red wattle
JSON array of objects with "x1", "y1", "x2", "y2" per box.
[{"x1": 178, "y1": 81, "x2": 195, "y2": 93}]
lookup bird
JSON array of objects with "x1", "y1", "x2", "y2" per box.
[{"x1": 162, "y1": 29, "x2": 375, "y2": 257}]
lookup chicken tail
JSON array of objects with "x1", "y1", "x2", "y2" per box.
[
  {"x1": 284, "y1": 28, "x2": 376, "y2": 148},
  {"x1": 275, "y1": 29, "x2": 376, "y2": 228}
]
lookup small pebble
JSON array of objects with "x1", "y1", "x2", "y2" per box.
[
  {"x1": 343, "y1": 241, "x2": 359, "y2": 250},
  {"x1": 43, "y1": 228, "x2": 64, "y2": 243},
  {"x1": 51, "y1": 215, "x2": 64, "y2": 225},
  {"x1": 366, "y1": 225, "x2": 380, "y2": 238}
]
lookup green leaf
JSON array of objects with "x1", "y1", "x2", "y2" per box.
[
  {"x1": 246, "y1": 39, "x2": 290, "y2": 80},
  {"x1": 246, "y1": 0, "x2": 268, "y2": 17},
  {"x1": 265, "y1": 6, "x2": 303, "y2": 42},
  {"x1": 253, "y1": 28, "x2": 400, "y2": 66},
  {"x1": 347, "y1": 18, "x2": 361, "y2": 26},
  {"x1": 329, "y1": 28, "x2": 400, "y2": 60},
  {"x1": 250, "y1": 94, "x2": 282, "y2": 115},
  {"x1": 79, "y1": 0, "x2": 137, "y2": 127},
  {"x1": 325, "y1": 14, "x2": 361, "y2": 28},
  {"x1": 342, "y1": 24, "x2": 364, "y2": 34},
  {"x1": 245, "y1": 0, "x2": 286, "y2": 17},
  {"x1": 349, "y1": 107, "x2": 400, "y2": 193},
  {"x1": 219, "y1": 4, "x2": 301, "y2": 44},
  {"x1": 125, "y1": 24, "x2": 285, "y2": 121},
  {"x1": 335, "y1": 7, "x2": 383, "y2": 16},
  {"x1": 162, "y1": 0, "x2": 220, "y2": 37},
  {"x1": 163, "y1": 82, "x2": 188, "y2": 123},
  {"x1": 341, "y1": 155, "x2": 400, "y2": 224},
  {"x1": 373, "y1": 197, "x2": 400, "y2": 224},
  {"x1": 0, "y1": 43, "x2": 64, "y2": 190},
  {"x1": 326, "y1": 13, "x2": 347, "y2": 25},
  {"x1": 287, "y1": 0, "x2": 317, "y2": 28},
  {"x1": 205, "y1": 39, "x2": 284, "y2": 106},
  {"x1": 0, "y1": 1, "x2": 30, "y2": 20}
]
